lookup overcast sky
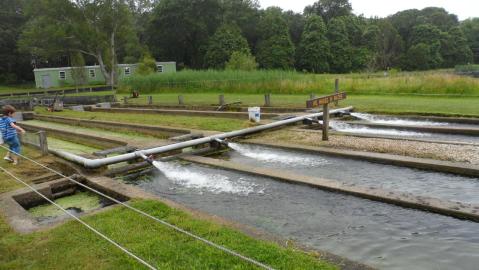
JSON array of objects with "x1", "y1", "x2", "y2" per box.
[{"x1": 259, "y1": 0, "x2": 478, "y2": 20}]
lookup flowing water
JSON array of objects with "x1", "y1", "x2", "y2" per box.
[
  {"x1": 126, "y1": 163, "x2": 479, "y2": 270},
  {"x1": 350, "y1": 113, "x2": 449, "y2": 126},
  {"x1": 222, "y1": 144, "x2": 479, "y2": 204}
]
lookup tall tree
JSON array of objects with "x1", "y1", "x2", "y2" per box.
[
  {"x1": 440, "y1": 27, "x2": 473, "y2": 67},
  {"x1": 461, "y1": 18, "x2": 479, "y2": 63},
  {"x1": 147, "y1": 0, "x2": 222, "y2": 68},
  {"x1": 364, "y1": 20, "x2": 404, "y2": 70},
  {"x1": 255, "y1": 7, "x2": 295, "y2": 69},
  {"x1": 327, "y1": 17, "x2": 352, "y2": 73},
  {"x1": 405, "y1": 24, "x2": 443, "y2": 70},
  {"x1": 204, "y1": 24, "x2": 251, "y2": 69},
  {"x1": 221, "y1": 0, "x2": 260, "y2": 50},
  {"x1": 296, "y1": 15, "x2": 330, "y2": 73},
  {"x1": 0, "y1": 0, "x2": 32, "y2": 83},
  {"x1": 20, "y1": 0, "x2": 139, "y2": 86},
  {"x1": 304, "y1": 0, "x2": 352, "y2": 22}
]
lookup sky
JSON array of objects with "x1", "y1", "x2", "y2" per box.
[{"x1": 259, "y1": 0, "x2": 478, "y2": 20}]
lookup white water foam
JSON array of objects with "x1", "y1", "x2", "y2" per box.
[
  {"x1": 330, "y1": 121, "x2": 430, "y2": 137},
  {"x1": 228, "y1": 143, "x2": 329, "y2": 166},
  {"x1": 351, "y1": 113, "x2": 448, "y2": 126},
  {"x1": 152, "y1": 161, "x2": 262, "y2": 195}
]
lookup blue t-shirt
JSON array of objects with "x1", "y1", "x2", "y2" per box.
[{"x1": 0, "y1": 117, "x2": 17, "y2": 139}]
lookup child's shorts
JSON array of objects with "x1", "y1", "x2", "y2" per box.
[{"x1": 4, "y1": 136, "x2": 21, "y2": 154}]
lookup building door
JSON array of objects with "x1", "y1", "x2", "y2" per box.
[{"x1": 42, "y1": 75, "x2": 52, "y2": 88}]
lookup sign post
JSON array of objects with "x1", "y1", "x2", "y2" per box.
[{"x1": 306, "y1": 92, "x2": 347, "y2": 141}]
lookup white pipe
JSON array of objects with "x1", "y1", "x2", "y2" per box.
[{"x1": 53, "y1": 106, "x2": 353, "y2": 168}]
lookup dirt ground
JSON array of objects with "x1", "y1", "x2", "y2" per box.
[{"x1": 252, "y1": 129, "x2": 479, "y2": 165}]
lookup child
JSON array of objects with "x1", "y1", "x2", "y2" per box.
[{"x1": 1, "y1": 105, "x2": 26, "y2": 165}]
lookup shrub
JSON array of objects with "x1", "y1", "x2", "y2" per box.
[{"x1": 225, "y1": 52, "x2": 258, "y2": 71}]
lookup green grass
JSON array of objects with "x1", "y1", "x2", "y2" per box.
[
  {"x1": 0, "y1": 199, "x2": 337, "y2": 270},
  {"x1": 120, "y1": 69, "x2": 479, "y2": 96},
  {"x1": 123, "y1": 93, "x2": 479, "y2": 117},
  {"x1": 35, "y1": 109, "x2": 249, "y2": 132}
]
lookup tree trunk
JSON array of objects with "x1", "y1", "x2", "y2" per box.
[
  {"x1": 97, "y1": 51, "x2": 111, "y2": 85},
  {"x1": 110, "y1": 30, "x2": 117, "y2": 87}
]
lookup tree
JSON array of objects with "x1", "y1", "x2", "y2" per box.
[
  {"x1": 304, "y1": 0, "x2": 352, "y2": 22},
  {"x1": 255, "y1": 8, "x2": 295, "y2": 69},
  {"x1": 20, "y1": 0, "x2": 139, "y2": 86},
  {"x1": 364, "y1": 20, "x2": 404, "y2": 70},
  {"x1": 296, "y1": 15, "x2": 330, "y2": 73},
  {"x1": 283, "y1": 11, "x2": 306, "y2": 46},
  {"x1": 441, "y1": 27, "x2": 473, "y2": 67},
  {"x1": 461, "y1": 18, "x2": 479, "y2": 63},
  {"x1": 147, "y1": 0, "x2": 223, "y2": 68},
  {"x1": 405, "y1": 43, "x2": 441, "y2": 70},
  {"x1": 137, "y1": 53, "x2": 157, "y2": 75},
  {"x1": 0, "y1": 0, "x2": 32, "y2": 84},
  {"x1": 226, "y1": 51, "x2": 258, "y2": 71},
  {"x1": 204, "y1": 24, "x2": 250, "y2": 69},
  {"x1": 221, "y1": 0, "x2": 260, "y2": 50},
  {"x1": 327, "y1": 17, "x2": 352, "y2": 73}
]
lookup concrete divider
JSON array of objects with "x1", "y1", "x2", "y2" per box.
[
  {"x1": 245, "y1": 140, "x2": 479, "y2": 177},
  {"x1": 90, "y1": 107, "x2": 280, "y2": 119},
  {"x1": 181, "y1": 155, "x2": 479, "y2": 222}
]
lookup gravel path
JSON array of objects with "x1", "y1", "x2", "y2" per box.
[{"x1": 253, "y1": 129, "x2": 479, "y2": 165}]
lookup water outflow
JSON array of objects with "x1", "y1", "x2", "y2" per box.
[
  {"x1": 151, "y1": 161, "x2": 263, "y2": 195},
  {"x1": 228, "y1": 143, "x2": 329, "y2": 166},
  {"x1": 330, "y1": 121, "x2": 430, "y2": 137},
  {"x1": 351, "y1": 112, "x2": 448, "y2": 126}
]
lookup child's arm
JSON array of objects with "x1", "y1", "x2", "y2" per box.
[{"x1": 11, "y1": 122, "x2": 26, "y2": 134}]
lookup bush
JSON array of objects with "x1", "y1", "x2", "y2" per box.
[
  {"x1": 137, "y1": 54, "x2": 157, "y2": 75},
  {"x1": 225, "y1": 52, "x2": 258, "y2": 71}
]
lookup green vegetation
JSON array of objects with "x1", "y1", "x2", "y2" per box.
[
  {"x1": 47, "y1": 138, "x2": 101, "y2": 155},
  {"x1": 35, "y1": 110, "x2": 247, "y2": 132},
  {"x1": 120, "y1": 69, "x2": 479, "y2": 96},
  {"x1": 0, "y1": 200, "x2": 337, "y2": 269},
  {"x1": 456, "y1": 64, "x2": 479, "y2": 72},
  {"x1": 29, "y1": 191, "x2": 102, "y2": 218}
]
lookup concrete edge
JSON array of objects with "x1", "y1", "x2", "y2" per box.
[
  {"x1": 244, "y1": 139, "x2": 479, "y2": 178},
  {"x1": 92, "y1": 107, "x2": 281, "y2": 119},
  {"x1": 180, "y1": 155, "x2": 479, "y2": 223}
]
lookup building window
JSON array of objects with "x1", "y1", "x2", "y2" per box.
[
  {"x1": 124, "y1": 67, "x2": 131, "y2": 76},
  {"x1": 59, "y1": 71, "x2": 66, "y2": 80},
  {"x1": 89, "y1": 69, "x2": 96, "y2": 78},
  {"x1": 157, "y1": 65, "x2": 164, "y2": 73}
]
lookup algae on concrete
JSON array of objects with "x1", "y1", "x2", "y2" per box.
[{"x1": 28, "y1": 191, "x2": 102, "y2": 218}]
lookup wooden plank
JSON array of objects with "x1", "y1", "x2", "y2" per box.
[{"x1": 306, "y1": 92, "x2": 346, "y2": 108}]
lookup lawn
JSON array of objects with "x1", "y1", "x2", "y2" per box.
[
  {"x1": 35, "y1": 109, "x2": 249, "y2": 132},
  {"x1": 123, "y1": 93, "x2": 479, "y2": 117},
  {"x1": 0, "y1": 198, "x2": 337, "y2": 269}
]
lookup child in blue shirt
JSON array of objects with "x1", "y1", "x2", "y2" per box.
[{"x1": 1, "y1": 105, "x2": 26, "y2": 165}]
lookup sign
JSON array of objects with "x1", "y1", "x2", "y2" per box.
[{"x1": 306, "y1": 92, "x2": 347, "y2": 108}]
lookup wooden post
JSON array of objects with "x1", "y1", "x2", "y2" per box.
[
  {"x1": 264, "y1": 93, "x2": 271, "y2": 107},
  {"x1": 89, "y1": 87, "x2": 93, "y2": 92},
  {"x1": 334, "y1": 79, "x2": 339, "y2": 106},
  {"x1": 178, "y1": 95, "x2": 184, "y2": 105},
  {"x1": 219, "y1": 94, "x2": 225, "y2": 106},
  {"x1": 148, "y1": 96, "x2": 153, "y2": 105},
  {"x1": 123, "y1": 96, "x2": 128, "y2": 104},
  {"x1": 322, "y1": 104, "x2": 329, "y2": 141},
  {"x1": 38, "y1": 131, "x2": 49, "y2": 155}
]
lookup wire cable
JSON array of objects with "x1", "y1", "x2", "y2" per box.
[
  {"x1": 0, "y1": 144, "x2": 274, "y2": 270},
  {"x1": 0, "y1": 166, "x2": 157, "y2": 270}
]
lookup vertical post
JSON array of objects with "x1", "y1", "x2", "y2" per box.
[
  {"x1": 309, "y1": 93, "x2": 316, "y2": 100},
  {"x1": 219, "y1": 94, "x2": 225, "y2": 106},
  {"x1": 264, "y1": 93, "x2": 271, "y2": 107},
  {"x1": 322, "y1": 104, "x2": 329, "y2": 141},
  {"x1": 123, "y1": 96, "x2": 128, "y2": 105},
  {"x1": 334, "y1": 78, "x2": 339, "y2": 106},
  {"x1": 76, "y1": 88, "x2": 79, "y2": 93},
  {"x1": 178, "y1": 95, "x2": 184, "y2": 105},
  {"x1": 148, "y1": 96, "x2": 153, "y2": 105},
  {"x1": 38, "y1": 131, "x2": 49, "y2": 155}
]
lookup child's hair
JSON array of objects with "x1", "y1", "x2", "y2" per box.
[{"x1": 2, "y1": 105, "x2": 16, "y2": 116}]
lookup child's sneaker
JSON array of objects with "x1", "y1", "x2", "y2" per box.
[
  {"x1": 4, "y1": 156, "x2": 13, "y2": 162},
  {"x1": 12, "y1": 161, "x2": 18, "y2": 165}
]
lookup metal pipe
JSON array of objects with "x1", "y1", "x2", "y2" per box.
[{"x1": 53, "y1": 106, "x2": 353, "y2": 168}]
